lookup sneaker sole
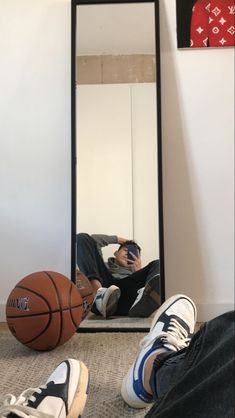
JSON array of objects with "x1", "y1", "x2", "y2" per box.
[
  {"x1": 128, "y1": 275, "x2": 161, "y2": 318},
  {"x1": 122, "y1": 294, "x2": 197, "y2": 408},
  {"x1": 67, "y1": 360, "x2": 89, "y2": 418},
  {"x1": 103, "y1": 285, "x2": 121, "y2": 318},
  {"x1": 121, "y1": 363, "x2": 151, "y2": 409},
  {"x1": 91, "y1": 286, "x2": 121, "y2": 317}
]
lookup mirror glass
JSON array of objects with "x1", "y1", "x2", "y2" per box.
[{"x1": 75, "y1": 2, "x2": 162, "y2": 328}]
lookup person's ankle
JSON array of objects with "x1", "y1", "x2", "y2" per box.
[{"x1": 143, "y1": 352, "x2": 158, "y2": 395}]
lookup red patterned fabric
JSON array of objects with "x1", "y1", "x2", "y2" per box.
[{"x1": 190, "y1": 0, "x2": 235, "y2": 47}]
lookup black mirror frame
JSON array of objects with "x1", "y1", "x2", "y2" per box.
[{"x1": 71, "y1": 0, "x2": 165, "y2": 304}]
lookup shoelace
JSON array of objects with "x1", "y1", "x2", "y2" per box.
[
  {"x1": 0, "y1": 387, "x2": 54, "y2": 418},
  {"x1": 140, "y1": 317, "x2": 192, "y2": 351}
]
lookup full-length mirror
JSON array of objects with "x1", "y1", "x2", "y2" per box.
[{"x1": 72, "y1": 0, "x2": 165, "y2": 330}]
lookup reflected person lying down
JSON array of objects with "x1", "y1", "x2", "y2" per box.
[{"x1": 76, "y1": 233, "x2": 161, "y2": 318}]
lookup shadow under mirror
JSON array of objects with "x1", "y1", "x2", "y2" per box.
[{"x1": 72, "y1": 0, "x2": 165, "y2": 331}]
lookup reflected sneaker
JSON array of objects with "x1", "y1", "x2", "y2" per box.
[
  {"x1": 128, "y1": 275, "x2": 161, "y2": 317},
  {"x1": 0, "y1": 358, "x2": 89, "y2": 418},
  {"x1": 121, "y1": 294, "x2": 197, "y2": 408},
  {"x1": 91, "y1": 285, "x2": 121, "y2": 318}
]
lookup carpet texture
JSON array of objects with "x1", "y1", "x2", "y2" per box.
[{"x1": 0, "y1": 329, "x2": 151, "y2": 418}]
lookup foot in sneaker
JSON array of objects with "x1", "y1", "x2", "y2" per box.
[
  {"x1": 91, "y1": 285, "x2": 121, "y2": 318},
  {"x1": 121, "y1": 294, "x2": 197, "y2": 408},
  {"x1": 128, "y1": 275, "x2": 161, "y2": 317},
  {"x1": 0, "y1": 359, "x2": 89, "y2": 418}
]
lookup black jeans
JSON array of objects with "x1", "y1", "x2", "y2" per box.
[
  {"x1": 76, "y1": 233, "x2": 160, "y2": 315},
  {"x1": 145, "y1": 311, "x2": 235, "y2": 418}
]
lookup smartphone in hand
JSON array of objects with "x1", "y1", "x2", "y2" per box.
[{"x1": 127, "y1": 243, "x2": 139, "y2": 264}]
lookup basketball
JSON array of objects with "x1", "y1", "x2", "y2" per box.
[
  {"x1": 5, "y1": 271, "x2": 83, "y2": 351},
  {"x1": 75, "y1": 270, "x2": 95, "y2": 319}
]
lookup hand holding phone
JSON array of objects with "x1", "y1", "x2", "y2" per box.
[{"x1": 127, "y1": 243, "x2": 139, "y2": 264}]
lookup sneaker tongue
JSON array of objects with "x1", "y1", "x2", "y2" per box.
[
  {"x1": 140, "y1": 311, "x2": 193, "y2": 353},
  {"x1": 140, "y1": 331, "x2": 166, "y2": 349},
  {"x1": 140, "y1": 318, "x2": 167, "y2": 348}
]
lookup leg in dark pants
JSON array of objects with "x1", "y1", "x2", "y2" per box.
[
  {"x1": 77, "y1": 233, "x2": 160, "y2": 316},
  {"x1": 145, "y1": 311, "x2": 235, "y2": 418},
  {"x1": 76, "y1": 233, "x2": 113, "y2": 287},
  {"x1": 113, "y1": 260, "x2": 160, "y2": 315}
]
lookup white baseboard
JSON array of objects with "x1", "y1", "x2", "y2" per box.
[
  {"x1": 0, "y1": 302, "x2": 234, "y2": 323},
  {"x1": 0, "y1": 303, "x2": 6, "y2": 322}
]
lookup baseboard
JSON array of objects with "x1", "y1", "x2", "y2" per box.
[
  {"x1": 0, "y1": 303, "x2": 6, "y2": 322},
  {"x1": 196, "y1": 302, "x2": 234, "y2": 322}
]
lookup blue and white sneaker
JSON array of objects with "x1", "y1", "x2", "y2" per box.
[
  {"x1": 91, "y1": 285, "x2": 121, "y2": 318},
  {"x1": 121, "y1": 294, "x2": 197, "y2": 408},
  {"x1": 0, "y1": 359, "x2": 89, "y2": 418}
]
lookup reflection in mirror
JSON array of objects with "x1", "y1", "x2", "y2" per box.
[{"x1": 73, "y1": 1, "x2": 164, "y2": 328}]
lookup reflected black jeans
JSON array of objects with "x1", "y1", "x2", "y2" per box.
[
  {"x1": 145, "y1": 311, "x2": 235, "y2": 418},
  {"x1": 76, "y1": 233, "x2": 160, "y2": 315}
]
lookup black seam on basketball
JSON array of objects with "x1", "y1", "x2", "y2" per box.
[
  {"x1": 16, "y1": 307, "x2": 82, "y2": 348},
  {"x1": 22, "y1": 315, "x2": 52, "y2": 345},
  {"x1": 43, "y1": 272, "x2": 65, "y2": 348},
  {"x1": 8, "y1": 281, "x2": 54, "y2": 348},
  {"x1": 6, "y1": 303, "x2": 83, "y2": 318},
  {"x1": 69, "y1": 282, "x2": 78, "y2": 328},
  {"x1": 14, "y1": 285, "x2": 51, "y2": 312},
  {"x1": 80, "y1": 291, "x2": 94, "y2": 297},
  {"x1": 70, "y1": 282, "x2": 84, "y2": 327},
  {"x1": 10, "y1": 284, "x2": 56, "y2": 343},
  {"x1": 7, "y1": 272, "x2": 83, "y2": 350}
]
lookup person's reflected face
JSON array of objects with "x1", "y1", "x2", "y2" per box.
[{"x1": 114, "y1": 246, "x2": 129, "y2": 267}]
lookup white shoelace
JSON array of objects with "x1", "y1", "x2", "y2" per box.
[
  {"x1": 0, "y1": 387, "x2": 53, "y2": 418},
  {"x1": 140, "y1": 317, "x2": 191, "y2": 351}
]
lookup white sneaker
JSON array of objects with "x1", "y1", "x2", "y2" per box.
[
  {"x1": 0, "y1": 358, "x2": 89, "y2": 418},
  {"x1": 91, "y1": 285, "x2": 121, "y2": 318},
  {"x1": 121, "y1": 294, "x2": 197, "y2": 408}
]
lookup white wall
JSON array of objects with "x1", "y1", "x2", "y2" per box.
[
  {"x1": 131, "y1": 83, "x2": 159, "y2": 264},
  {"x1": 160, "y1": 1, "x2": 234, "y2": 320},
  {"x1": 76, "y1": 84, "x2": 133, "y2": 247},
  {"x1": 0, "y1": 0, "x2": 71, "y2": 320},
  {"x1": 76, "y1": 83, "x2": 159, "y2": 266},
  {"x1": 0, "y1": 0, "x2": 233, "y2": 323}
]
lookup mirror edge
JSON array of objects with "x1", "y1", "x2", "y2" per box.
[
  {"x1": 71, "y1": 0, "x2": 77, "y2": 284},
  {"x1": 71, "y1": 0, "x2": 165, "y2": 305},
  {"x1": 154, "y1": 0, "x2": 165, "y2": 303}
]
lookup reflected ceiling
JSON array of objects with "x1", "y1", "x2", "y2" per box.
[{"x1": 76, "y1": 3, "x2": 155, "y2": 56}]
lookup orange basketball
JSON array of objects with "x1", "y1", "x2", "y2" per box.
[
  {"x1": 5, "y1": 271, "x2": 83, "y2": 351},
  {"x1": 75, "y1": 271, "x2": 95, "y2": 319}
]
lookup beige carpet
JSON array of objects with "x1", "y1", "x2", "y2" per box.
[{"x1": 0, "y1": 328, "x2": 151, "y2": 418}]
